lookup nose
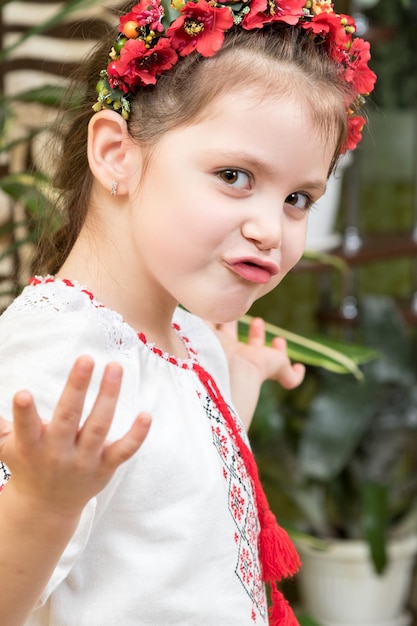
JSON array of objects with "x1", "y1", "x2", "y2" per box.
[{"x1": 241, "y1": 205, "x2": 282, "y2": 251}]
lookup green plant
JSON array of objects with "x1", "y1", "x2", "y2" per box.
[
  {"x1": 363, "y1": 0, "x2": 417, "y2": 109},
  {"x1": 0, "y1": 0, "x2": 113, "y2": 296},
  {"x1": 252, "y1": 295, "x2": 417, "y2": 574}
]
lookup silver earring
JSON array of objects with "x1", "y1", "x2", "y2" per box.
[{"x1": 111, "y1": 180, "x2": 119, "y2": 196}]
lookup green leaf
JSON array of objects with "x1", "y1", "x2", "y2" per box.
[
  {"x1": 302, "y1": 248, "x2": 348, "y2": 273},
  {"x1": 298, "y1": 373, "x2": 375, "y2": 480},
  {"x1": 0, "y1": 173, "x2": 53, "y2": 217},
  {"x1": 0, "y1": 128, "x2": 44, "y2": 155},
  {"x1": 361, "y1": 482, "x2": 389, "y2": 574},
  {"x1": 9, "y1": 85, "x2": 69, "y2": 108},
  {"x1": 0, "y1": 235, "x2": 35, "y2": 264},
  {"x1": 0, "y1": 99, "x2": 9, "y2": 136},
  {"x1": 238, "y1": 315, "x2": 377, "y2": 380},
  {"x1": 361, "y1": 296, "x2": 415, "y2": 385},
  {"x1": 160, "y1": 0, "x2": 181, "y2": 29},
  {"x1": 0, "y1": 0, "x2": 109, "y2": 62},
  {"x1": 0, "y1": 219, "x2": 30, "y2": 238},
  {"x1": 297, "y1": 616, "x2": 324, "y2": 626}
]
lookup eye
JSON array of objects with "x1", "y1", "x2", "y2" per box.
[
  {"x1": 285, "y1": 192, "x2": 312, "y2": 211},
  {"x1": 217, "y1": 169, "x2": 252, "y2": 190}
]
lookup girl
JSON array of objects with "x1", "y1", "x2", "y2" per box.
[{"x1": 0, "y1": 2, "x2": 376, "y2": 625}]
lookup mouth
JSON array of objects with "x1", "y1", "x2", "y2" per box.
[{"x1": 226, "y1": 257, "x2": 279, "y2": 285}]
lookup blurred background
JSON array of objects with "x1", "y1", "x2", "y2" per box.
[{"x1": 1, "y1": 1, "x2": 416, "y2": 625}]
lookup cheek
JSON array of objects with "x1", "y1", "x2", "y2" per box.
[
  {"x1": 257, "y1": 222, "x2": 307, "y2": 299},
  {"x1": 282, "y1": 220, "x2": 308, "y2": 269}
]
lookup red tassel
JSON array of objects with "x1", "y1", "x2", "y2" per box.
[
  {"x1": 269, "y1": 584, "x2": 300, "y2": 626},
  {"x1": 260, "y1": 510, "x2": 302, "y2": 580},
  {"x1": 192, "y1": 364, "x2": 302, "y2": 623}
]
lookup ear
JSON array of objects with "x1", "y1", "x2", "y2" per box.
[{"x1": 87, "y1": 110, "x2": 141, "y2": 195}]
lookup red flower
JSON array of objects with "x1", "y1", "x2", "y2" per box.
[
  {"x1": 120, "y1": 0, "x2": 164, "y2": 33},
  {"x1": 108, "y1": 37, "x2": 178, "y2": 91},
  {"x1": 344, "y1": 114, "x2": 366, "y2": 152},
  {"x1": 243, "y1": 0, "x2": 304, "y2": 29},
  {"x1": 344, "y1": 38, "x2": 377, "y2": 95},
  {"x1": 300, "y1": 10, "x2": 352, "y2": 48},
  {"x1": 167, "y1": 1, "x2": 234, "y2": 57}
]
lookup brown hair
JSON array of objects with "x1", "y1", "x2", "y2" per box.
[{"x1": 35, "y1": 23, "x2": 352, "y2": 275}]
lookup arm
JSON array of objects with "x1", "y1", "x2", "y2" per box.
[
  {"x1": 0, "y1": 356, "x2": 150, "y2": 626},
  {"x1": 213, "y1": 317, "x2": 305, "y2": 430}
]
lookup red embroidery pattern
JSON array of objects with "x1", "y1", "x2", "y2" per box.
[
  {"x1": 211, "y1": 425, "x2": 229, "y2": 462},
  {"x1": 239, "y1": 547, "x2": 254, "y2": 586},
  {"x1": 30, "y1": 276, "x2": 105, "y2": 308},
  {"x1": 230, "y1": 483, "x2": 246, "y2": 522},
  {"x1": 202, "y1": 393, "x2": 267, "y2": 623},
  {"x1": 27, "y1": 277, "x2": 267, "y2": 621},
  {"x1": 29, "y1": 277, "x2": 196, "y2": 368}
]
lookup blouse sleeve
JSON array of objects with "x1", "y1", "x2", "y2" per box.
[
  {"x1": 0, "y1": 305, "x2": 140, "y2": 432},
  {"x1": 0, "y1": 303, "x2": 140, "y2": 605}
]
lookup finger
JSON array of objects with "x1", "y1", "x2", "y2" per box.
[
  {"x1": 103, "y1": 412, "x2": 151, "y2": 469},
  {"x1": 271, "y1": 336, "x2": 287, "y2": 352},
  {"x1": 49, "y1": 355, "x2": 95, "y2": 443},
  {"x1": 247, "y1": 317, "x2": 265, "y2": 346},
  {"x1": 278, "y1": 362, "x2": 306, "y2": 389},
  {"x1": 270, "y1": 337, "x2": 306, "y2": 387},
  {"x1": 11, "y1": 390, "x2": 43, "y2": 447},
  {"x1": 77, "y1": 362, "x2": 123, "y2": 452}
]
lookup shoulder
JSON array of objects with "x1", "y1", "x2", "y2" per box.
[
  {"x1": 0, "y1": 277, "x2": 138, "y2": 356},
  {"x1": 0, "y1": 278, "x2": 139, "y2": 424}
]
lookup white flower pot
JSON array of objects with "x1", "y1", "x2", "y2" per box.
[
  {"x1": 305, "y1": 151, "x2": 353, "y2": 252},
  {"x1": 296, "y1": 535, "x2": 417, "y2": 626}
]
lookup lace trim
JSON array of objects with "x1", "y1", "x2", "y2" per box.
[{"x1": 19, "y1": 276, "x2": 198, "y2": 367}]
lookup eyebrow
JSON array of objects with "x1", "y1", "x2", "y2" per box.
[{"x1": 206, "y1": 149, "x2": 327, "y2": 195}]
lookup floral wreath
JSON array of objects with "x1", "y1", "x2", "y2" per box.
[{"x1": 93, "y1": 0, "x2": 376, "y2": 152}]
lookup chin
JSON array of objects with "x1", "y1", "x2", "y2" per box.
[
  {"x1": 190, "y1": 301, "x2": 252, "y2": 325},
  {"x1": 180, "y1": 283, "x2": 267, "y2": 323}
]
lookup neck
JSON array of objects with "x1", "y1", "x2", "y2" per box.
[{"x1": 57, "y1": 229, "x2": 187, "y2": 358}]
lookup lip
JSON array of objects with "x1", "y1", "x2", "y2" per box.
[{"x1": 225, "y1": 256, "x2": 280, "y2": 285}]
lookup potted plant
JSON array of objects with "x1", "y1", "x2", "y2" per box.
[{"x1": 251, "y1": 295, "x2": 417, "y2": 626}]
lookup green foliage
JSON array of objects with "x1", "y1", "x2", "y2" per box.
[
  {"x1": 252, "y1": 296, "x2": 417, "y2": 574},
  {"x1": 366, "y1": 0, "x2": 417, "y2": 109},
  {"x1": 296, "y1": 616, "x2": 323, "y2": 626},
  {"x1": 0, "y1": 1, "x2": 102, "y2": 296},
  {"x1": 0, "y1": 0, "x2": 107, "y2": 62}
]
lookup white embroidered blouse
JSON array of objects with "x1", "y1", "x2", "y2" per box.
[{"x1": 0, "y1": 277, "x2": 267, "y2": 626}]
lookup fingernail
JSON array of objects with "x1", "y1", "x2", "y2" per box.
[
  {"x1": 140, "y1": 413, "x2": 151, "y2": 428},
  {"x1": 77, "y1": 356, "x2": 94, "y2": 374},
  {"x1": 106, "y1": 363, "x2": 123, "y2": 381},
  {"x1": 14, "y1": 390, "x2": 32, "y2": 408}
]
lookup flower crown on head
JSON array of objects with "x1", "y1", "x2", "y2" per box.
[{"x1": 93, "y1": 0, "x2": 376, "y2": 152}]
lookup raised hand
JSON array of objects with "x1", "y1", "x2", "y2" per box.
[
  {"x1": 0, "y1": 356, "x2": 151, "y2": 626},
  {"x1": 0, "y1": 355, "x2": 151, "y2": 516},
  {"x1": 212, "y1": 317, "x2": 305, "y2": 428}
]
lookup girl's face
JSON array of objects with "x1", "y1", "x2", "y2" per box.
[{"x1": 125, "y1": 89, "x2": 335, "y2": 324}]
